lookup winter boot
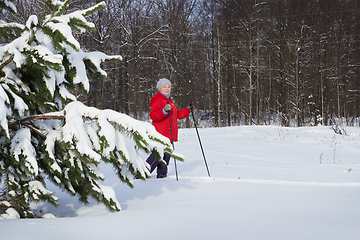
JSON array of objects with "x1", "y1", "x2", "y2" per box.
[{"x1": 156, "y1": 174, "x2": 167, "y2": 179}]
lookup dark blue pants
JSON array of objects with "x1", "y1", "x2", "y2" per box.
[{"x1": 146, "y1": 154, "x2": 170, "y2": 176}]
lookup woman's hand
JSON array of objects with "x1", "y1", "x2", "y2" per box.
[
  {"x1": 188, "y1": 104, "x2": 194, "y2": 112},
  {"x1": 164, "y1": 103, "x2": 171, "y2": 112}
]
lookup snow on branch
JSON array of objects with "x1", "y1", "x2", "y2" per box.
[
  {"x1": 0, "y1": 0, "x2": 17, "y2": 13},
  {"x1": 10, "y1": 128, "x2": 38, "y2": 175},
  {"x1": 58, "y1": 101, "x2": 177, "y2": 165},
  {"x1": 0, "y1": 90, "x2": 10, "y2": 139}
]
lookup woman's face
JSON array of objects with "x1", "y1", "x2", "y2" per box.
[{"x1": 160, "y1": 84, "x2": 171, "y2": 95}]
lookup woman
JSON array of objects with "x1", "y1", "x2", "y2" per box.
[{"x1": 146, "y1": 78, "x2": 193, "y2": 178}]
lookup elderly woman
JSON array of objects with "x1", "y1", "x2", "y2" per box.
[{"x1": 146, "y1": 78, "x2": 193, "y2": 178}]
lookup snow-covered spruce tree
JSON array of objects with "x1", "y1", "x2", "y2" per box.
[{"x1": 0, "y1": 0, "x2": 182, "y2": 219}]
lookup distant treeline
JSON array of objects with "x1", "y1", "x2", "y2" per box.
[{"x1": 3, "y1": 0, "x2": 360, "y2": 127}]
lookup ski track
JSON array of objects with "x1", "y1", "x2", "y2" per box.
[{"x1": 178, "y1": 176, "x2": 360, "y2": 187}]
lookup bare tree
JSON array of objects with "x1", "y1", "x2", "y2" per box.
[{"x1": 9, "y1": 0, "x2": 360, "y2": 127}]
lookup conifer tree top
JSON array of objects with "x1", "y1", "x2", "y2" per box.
[{"x1": 0, "y1": 0, "x2": 182, "y2": 219}]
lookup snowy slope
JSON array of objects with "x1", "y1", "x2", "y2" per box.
[{"x1": 1, "y1": 125, "x2": 360, "y2": 240}]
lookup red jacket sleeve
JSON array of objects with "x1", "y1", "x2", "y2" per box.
[
  {"x1": 177, "y1": 108, "x2": 190, "y2": 119},
  {"x1": 149, "y1": 97, "x2": 168, "y2": 123}
]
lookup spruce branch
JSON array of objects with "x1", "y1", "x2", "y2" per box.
[
  {"x1": 83, "y1": 1, "x2": 106, "y2": 17},
  {"x1": 8, "y1": 115, "x2": 65, "y2": 129},
  {"x1": 0, "y1": 0, "x2": 16, "y2": 13},
  {"x1": 54, "y1": 0, "x2": 70, "y2": 17},
  {"x1": 0, "y1": 22, "x2": 24, "y2": 41},
  {"x1": 0, "y1": 55, "x2": 14, "y2": 71}
]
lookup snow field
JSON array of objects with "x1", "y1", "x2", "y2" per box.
[{"x1": 1, "y1": 125, "x2": 360, "y2": 240}]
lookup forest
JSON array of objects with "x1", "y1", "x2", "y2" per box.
[{"x1": 2, "y1": 0, "x2": 360, "y2": 127}]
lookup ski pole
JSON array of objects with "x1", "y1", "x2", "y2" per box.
[
  {"x1": 190, "y1": 104, "x2": 211, "y2": 177},
  {"x1": 167, "y1": 102, "x2": 179, "y2": 181}
]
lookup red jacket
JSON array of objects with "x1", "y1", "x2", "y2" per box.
[{"x1": 149, "y1": 92, "x2": 189, "y2": 142}]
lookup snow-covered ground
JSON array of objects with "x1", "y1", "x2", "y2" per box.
[{"x1": 1, "y1": 125, "x2": 360, "y2": 240}]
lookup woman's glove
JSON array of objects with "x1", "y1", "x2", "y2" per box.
[
  {"x1": 188, "y1": 104, "x2": 194, "y2": 112},
  {"x1": 164, "y1": 103, "x2": 172, "y2": 112}
]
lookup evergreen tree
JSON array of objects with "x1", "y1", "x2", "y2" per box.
[{"x1": 0, "y1": 0, "x2": 182, "y2": 218}]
